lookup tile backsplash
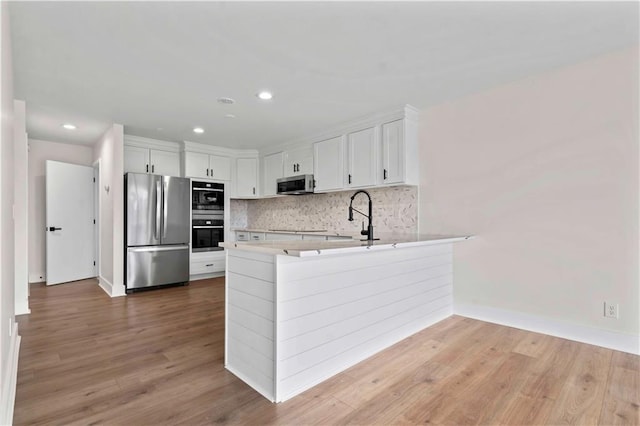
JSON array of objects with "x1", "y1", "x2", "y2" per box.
[{"x1": 230, "y1": 186, "x2": 418, "y2": 235}]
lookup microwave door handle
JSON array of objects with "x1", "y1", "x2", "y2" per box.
[{"x1": 193, "y1": 226, "x2": 224, "y2": 229}]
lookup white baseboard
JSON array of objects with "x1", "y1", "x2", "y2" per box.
[
  {"x1": 111, "y1": 283, "x2": 126, "y2": 298},
  {"x1": 15, "y1": 300, "x2": 30, "y2": 316},
  {"x1": 189, "y1": 271, "x2": 224, "y2": 281},
  {"x1": 28, "y1": 272, "x2": 44, "y2": 283},
  {"x1": 98, "y1": 276, "x2": 126, "y2": 298},
  {"x1": 454, "y1": 303, "x2": 639, "y2": 355},
  {"x1": 97, "y1": 275, "x2": 113, "y2": 296},
  {"x1": 0, "y1": 323, "x2": 21, "y2": 426}
]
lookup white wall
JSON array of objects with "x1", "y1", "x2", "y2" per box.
[
  {"x1": 27, "y1": 139, "x2": 94, "y2": 283},
  {"x1": 0, "y1": 2, "x2": 18, "y2": 423},
  {"x1": 93, "y1": 124, "x2": 125, "y2": 297},
  {"x1": 420, "y1": 48, "x2": 639, "y2": 352},
  {"x1": 14, "y1": 101, "x2": 28, "y2": 315}
]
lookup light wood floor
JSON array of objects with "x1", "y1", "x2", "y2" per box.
[{"x1": 14, "y1": 278, "x2": 639, "y2": 425}]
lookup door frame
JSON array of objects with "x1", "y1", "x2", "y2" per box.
[{"x1": 93, "y1": 159, "x2": 101, "y2": 280}]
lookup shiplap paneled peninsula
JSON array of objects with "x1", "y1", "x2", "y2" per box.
[{"x1": 225, "y1": 243, "x2": 454, "y2": 402}]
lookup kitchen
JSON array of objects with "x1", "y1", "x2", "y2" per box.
[{"x1": 1, "y1": 1, "x2": 639, "y2": 425}]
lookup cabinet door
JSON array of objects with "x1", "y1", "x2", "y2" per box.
[
  {"x1": 184, "y1": 151, "x2": 210, "y2": 179},
  {"x1": 263, "y1": 152, "x2": 284, "y2": 196},
  {"x1": 150, "y1": 149, "x2": 180, "y2": 176},
  {"x1": 236, "y1": 158, "x2": 258, "y2": 197},
  {"x1": 313, "y1": 136, "x2": 344, "y2": 192},
  {"x1": 284, "y1": 146, "x2": 313, "y2": 177},
  {"x1": 381, "y1": 119, "x2": 404, "y2": 184},
  {"x1": 347, "y1": 126, "x2": 377, "y2": 188},
  {"x1": 124, "y1": 145, "x2": 150, "y2": 174},
  {"x1": 209, "y1": 155, "x2": 231, "y2": 181}
]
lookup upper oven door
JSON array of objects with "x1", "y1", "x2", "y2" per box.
[{"x1": 192, "y1": 181, "x2": 224, "y2": 211}]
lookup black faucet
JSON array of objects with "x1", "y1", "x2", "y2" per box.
[{"x1": 348, "y1": 190, "x2": 376, "y2": 242}]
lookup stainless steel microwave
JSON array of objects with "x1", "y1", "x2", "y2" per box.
[{"x1": 276, "y1": 174, "x2": 314, "y2": 195}]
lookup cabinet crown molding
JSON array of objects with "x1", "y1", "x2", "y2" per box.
[
  {"x1": 182, "y1": 140, "x2": 257, "y2": 158},
  {"x1": 124, "y1": 134, "x2": 181, "y2": 152},
  {"x1": 259, "y1": 104, "x2": 419, "y2": 156}
]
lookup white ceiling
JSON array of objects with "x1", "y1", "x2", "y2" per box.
[{"x1": 9, "y1": 1, "x2": 639, "y2": 150}]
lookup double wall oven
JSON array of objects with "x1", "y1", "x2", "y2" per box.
[{"x1": 192, "y1": 180, "x2": 224, "y2": 252}]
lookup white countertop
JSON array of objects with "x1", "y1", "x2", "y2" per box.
[{"x1": 221, "y1": 234, "x2": 472, "y2": 257}]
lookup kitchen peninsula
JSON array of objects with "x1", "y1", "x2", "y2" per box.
[{"x1": 220, "y1": 234, "x2": 471, "y2": 402}]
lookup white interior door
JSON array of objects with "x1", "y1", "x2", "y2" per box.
[{"x1": 46, "y1": 160, "x2": 95, "y2": 285}]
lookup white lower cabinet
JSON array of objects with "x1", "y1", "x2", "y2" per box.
[
  {"x1": 265, "y1": 233, "x2": 303, "y2": 241},
  {"x1": 190, "y1": 251, "x2": 225, "y2": 278}
]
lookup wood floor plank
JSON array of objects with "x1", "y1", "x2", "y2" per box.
[
  {"x1": 546, "y1": 344, "x2": 612, "y2": 425},
  {"x1": 14, "y1": 277, "x2": 639, "y2": 426}
]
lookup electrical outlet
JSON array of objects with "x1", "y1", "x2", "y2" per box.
[{"x1": 604, "y1": 302, "x2": 619, "y2": 319}]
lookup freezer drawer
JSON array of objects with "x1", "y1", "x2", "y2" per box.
[{"x1": 127, "y1": 245, "x2": 189, "y2": 290}]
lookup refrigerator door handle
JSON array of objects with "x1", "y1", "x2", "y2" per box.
[
  {"x1": 163, "y1": 179, "x2": 168, "y2": 239},
  {"x1": 155, "y1": 178, "x2": 162, "y2": 240},
  {"x1": 127, "y1": 245, "x2": 189, "y2": 253}
]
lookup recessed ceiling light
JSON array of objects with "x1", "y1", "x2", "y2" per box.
[
  {"x1": 257, "y1": 91, "x2": 273, "y2": 100},
  {"x1": 62, "y1": 123, "x2": 76, "y2": 130},
  {"x1": 217, "y1": 97, "x2": 235, "y2": 105},
  {"x1": 225, "y1": 114, "x2": 236, "y2": 119},
  {"x1": 193, "y1": 127, "x2": 204, "y2": 134}
]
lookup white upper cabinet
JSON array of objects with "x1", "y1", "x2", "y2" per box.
[
  {"x1": 263, "y1": 152, "x2": 284, "y2": 196},
  {"x1": 149, "y1": 149, "x2": 181, "y2": 176},
  {"x1": 346, "y1": 126, "x2": 378, "y2": 188},
  {"x1": 124, "y1": 136, "x2": 181, "y2": 176},
  {"x1": 313, "y1": 136, "x2": 344, "y2": 192},
  {"x1": 236, "y1": 157, "x2": 258, "y2": 197},
  {"x1": 283, "y1": 146, "x2": 313, "y2": 177},
  {"x1": 381, "y1": 119, "x2": 404, "y2": 184},
  {"x1": 381, "y1": 114, "x2": 419, "y2": 186},
  {"x1": 209, "y1": 154, "x2": 232, "y2": 180},
  {"x1": 124, "y1": 145, "x2": 149, "y2": 174},
  {"x1": 184, "y1": 151, "x2": 231, "y2": 181}
]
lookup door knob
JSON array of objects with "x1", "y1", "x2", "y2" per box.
[{"x1": 48, "y1": 227, "x2": 62, "y2": 231}]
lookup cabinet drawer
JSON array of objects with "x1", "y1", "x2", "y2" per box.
[
  {"x1": 265, "y1": 233, "x2": 303, "y2": 241},
  {"x1": 249, "y1": 232, "x2": 265, "y2": 241},
  {"x1": 327, "y1": 236, "x2": 353, "y2": 241},
  {"x1": 301, "y1": 234, "x2": 327, "y2": 241},
  {"x1": 191, "y1": 258, "x2": 225, "y2": 275},
  {"x1": 236, "y1": 232, "x2": 249, "y2": 241}
]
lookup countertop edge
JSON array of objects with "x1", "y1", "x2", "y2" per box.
[{"x1": 221, "y1": 235, "x2": 473, "y2": 257}]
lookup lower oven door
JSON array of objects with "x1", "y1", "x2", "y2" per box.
[{"x1": 192, "y1": 226, "x2": 224, "y2": 252}]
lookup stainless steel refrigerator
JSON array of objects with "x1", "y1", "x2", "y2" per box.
[{"x1": 125, "y1": 173, "x2": 190, "y2": 292}]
